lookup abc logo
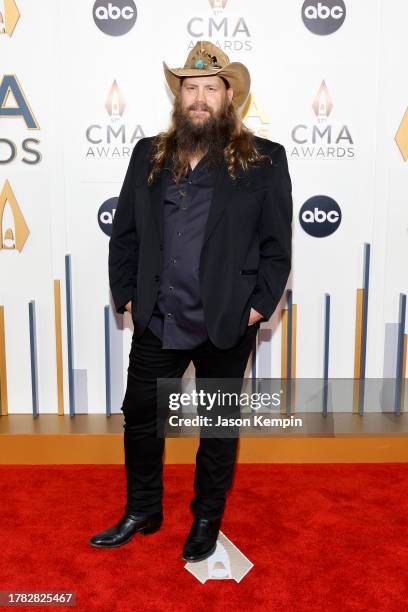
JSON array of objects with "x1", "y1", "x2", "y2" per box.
[
  {"x1": 93, "y1": 0, "x2": 137, "y2": 36},
  {"x1": 299, "y1": 195, "x2": 342, "y2": 237},
  {"x1": 98, "y1": 197, "x2": 118, "y2": 236},
  {"x1": 301, "y1": 0, "x2": 346, "y2": 35}
]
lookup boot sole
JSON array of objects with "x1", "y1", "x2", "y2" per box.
[{"x1": 181, "y1": 542, "x2": 217, "y2": 563}]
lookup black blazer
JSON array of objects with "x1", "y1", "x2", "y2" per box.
[{"x1": 108, "y1": 135, "x2": 293, "y2": 349}]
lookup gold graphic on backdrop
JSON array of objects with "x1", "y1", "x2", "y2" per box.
[
  {"x1": 242, "y1": 94, "x2": 270, "y2": 139},
  {"x1": 395, "y1": 107, "x2": 408, "y2": 161},
  {"x1": 208, "y1": 0, "x2": 229, "y2": 10},
  {"x1": 0, "y1": 180, "x2": 29, "y2": 251},
  {"x1": 0, "y1": 0, "x2": 20, "y2": 36},
  {"x1": 312, "y1": 80, "x2": 333, "y2": 123},
  {"x1": 105, "y1": 80, "x2": 126, "y2": 122}
]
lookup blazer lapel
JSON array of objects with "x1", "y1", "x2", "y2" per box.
[
  {"x1": 201, "y1": 158, "x2": 235, "y2": 248},
  {"x1": 148, "y1": 162, "x2": 169, "y2": 244}
]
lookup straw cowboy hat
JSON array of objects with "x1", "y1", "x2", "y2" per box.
[{"x1": 163, "y1": 40, "x2": 251, "y2": 108}]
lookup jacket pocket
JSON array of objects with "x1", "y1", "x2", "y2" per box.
[{"x1": 240, "y1": 269, "x2": 258, "y2": 275}]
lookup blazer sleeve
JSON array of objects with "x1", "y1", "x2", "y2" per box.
[
  {"x1": 250, "y1": 144, "x2": 293, "y2": 322},
  {"x1": 108, "y1": 139, "x2": 144, "y2": 314}
]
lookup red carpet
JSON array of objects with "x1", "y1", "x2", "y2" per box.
[{"x1": 1, "y1": 463, "x2": 408, "y2": 611}]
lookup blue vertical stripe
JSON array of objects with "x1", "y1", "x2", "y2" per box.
[
  {"x1": 104, "y1": 305, "x2": 111, "y2": 416},
  {"x1": 323, "y1": 293, "x2": 330, "y2": 415},
  {"x1": 358, "y1": 243, "x2": 370, "y2": 415},
  {"x1": 108, "y1": 302, "x2": 124, "y2": 413},
  {"x1": 395, "y1": 293, "x2": 406, "y2": 415},
  {"x1": 65, "y1": 254, "x2": 75, "y2": 416},
  {"x1": 28, "y1": 300, "x2": 39, "y2": 418}
]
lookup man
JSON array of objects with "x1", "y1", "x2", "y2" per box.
[{"x1": 89, "y1": 41, "x2": 292, "y2": 562}]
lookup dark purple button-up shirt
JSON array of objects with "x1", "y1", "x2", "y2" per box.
[{"x1": 147, "y1": 153, "x2": 219, "y2": 349}]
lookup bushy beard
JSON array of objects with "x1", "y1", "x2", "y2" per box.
[{"x1": 171, "y1": 94, "x2": 236, "y2": 173}]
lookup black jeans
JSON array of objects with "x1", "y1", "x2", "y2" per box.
[{"x1": 121, "y1": 321, "x2": 259, "y2": 520}]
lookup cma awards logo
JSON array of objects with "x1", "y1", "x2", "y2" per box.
[
  {"x1": 0, "y1": 74, "x2": 42, "y2": 165},
  {"x1": 0, "y1": 180, "x2": 30, "y2": 251},
  {"x1": 0, "y1": 0, "x2": 20, "y2": 36},
  {"x1": 85, "y1": 80, "x2": 145, "y2": 159},
  {"x1": 98, "y1": 197, "x2": 117, "y2": 236},
  {"x1": 93, "y1": 0, "x2": 137, "y2": 36},
  {"x1": 299, "y1": 195, "x2": 342, "y2": 237},
  {"x1": 185, "y1": 531, "x2": 253, "y2": 583},
  {"x1": 302, "y1": 0, "x2": 346, "y2": 35},
  {"x1": 187, "y1": 0, "x2": 252, "y2": 52},
  {"x1": 290, "y1": 80, "x2": 354, "y2": 160}
]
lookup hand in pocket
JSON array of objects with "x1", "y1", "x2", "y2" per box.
[{"x1": 248, "y1": 307, "x2": 263, "y2": 326}]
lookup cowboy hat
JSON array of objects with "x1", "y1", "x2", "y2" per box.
[{"x1": 163, "y1": 40, "x2": 251, "y2": 108}]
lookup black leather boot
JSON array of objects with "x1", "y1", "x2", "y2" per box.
[
  {"x1": 89, "y1": 511, "x2": 163, "y2": 548},
  {"x1": 182, "y1": 517, "x2": 222, "y2": 562}
]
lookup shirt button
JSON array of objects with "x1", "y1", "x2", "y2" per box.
[
  {"x1": 172, "y1": 258, "x2": 177, "y2": 264},
  {"x1": 167, "y1": 312, "x2": 173, "y2": 318},
  {"x1": 169, "y1": 286, "x2": 174, "y2": 291},
  {"x1": 177, "y1": 231, "x2": 182, "y2": 237},
  {"x1": 181, "y1": 205, "x2": 187, "y2": 210}
]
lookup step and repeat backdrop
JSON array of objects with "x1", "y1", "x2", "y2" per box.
[{"x1": 1, "y1": 0, "x2": 407, "y2": 415}]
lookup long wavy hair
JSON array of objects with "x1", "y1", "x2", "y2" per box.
[{"x1": 147, "y1": 79, "x2": 271, "y2": 186}]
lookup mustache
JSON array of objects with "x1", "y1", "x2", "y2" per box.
[{"x1": 187, "y1": 102, "x2": 213, "y2": 113}]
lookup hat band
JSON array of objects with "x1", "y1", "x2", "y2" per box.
[{"x1": 190, "y1": 58, "x2": 223, "y2": 70}]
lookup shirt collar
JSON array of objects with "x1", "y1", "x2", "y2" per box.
[{"x1": 163, "y1": 151, "x2": 223, "y2": 179}]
